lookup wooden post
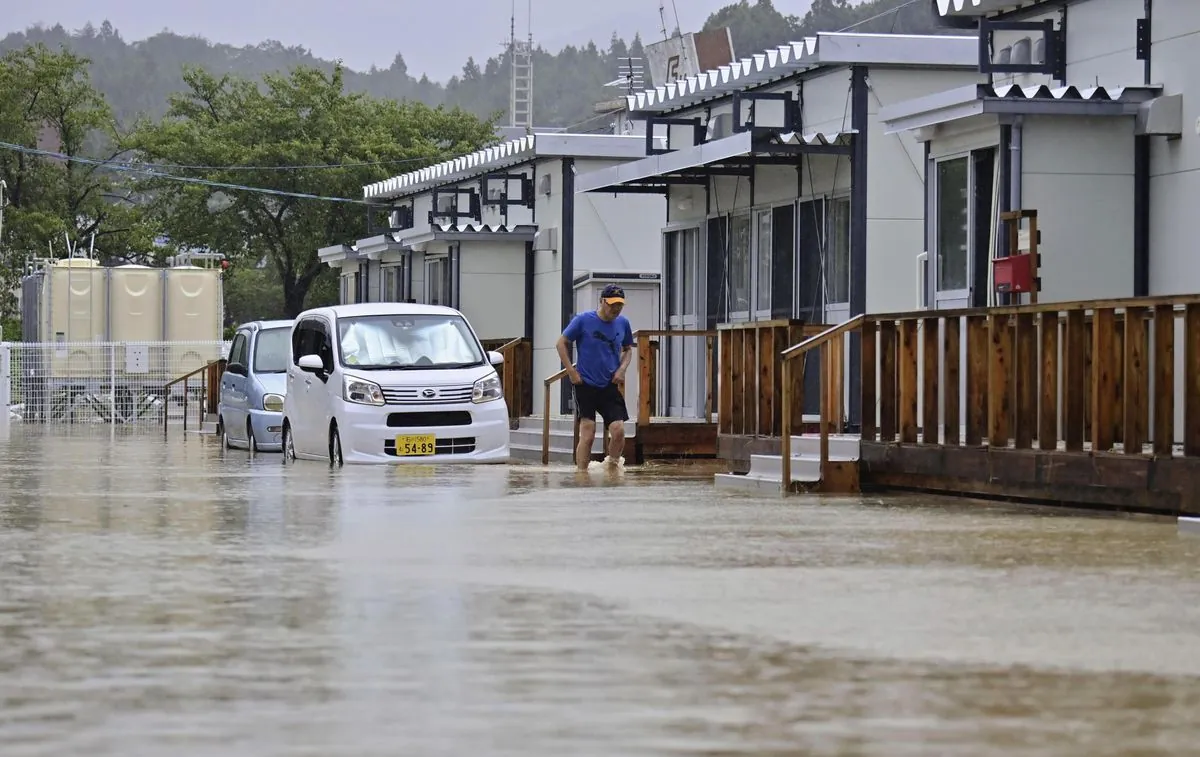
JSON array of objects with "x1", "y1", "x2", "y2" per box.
[
  {"x1": 781, "y1": 357, "x2": 792, "y2": 493},
  {"x1": 819, "y1": 341, "x2": 830, "y2": 476},
  {"x1": 704, "y1": 334, "x2": 715, "y2": 422},
  {"x1": 541, "y1": 383, "x2": 552, "y2": 465},
  {"x1": 636, "y1": 333, "x2": 652, "y2": 426},
  {"x1": 1153, "y1": 304, "x2": 1175, "y2": 456}
]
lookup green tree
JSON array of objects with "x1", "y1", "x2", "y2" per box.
[
  {"x1": 0, "y1": 43, "x2": 155, "y2": 322},
  {"x1": 124, "y1": 63, "x2": 496, "y2": 317}
]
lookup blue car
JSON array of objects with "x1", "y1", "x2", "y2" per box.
[{"x1": 217, "y1": 320, "x2": 293, "y2": 452}]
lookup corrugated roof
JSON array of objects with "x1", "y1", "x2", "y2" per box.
[
  {"x1": 936, "y1": 0, "x2": 1033, "y2": 16},
  {"x1": 362, "y1": 133, "x2": 656, "y2": 202},
  {"x1": 879, "y1": 81, "x2": 1161, "y2": 133},
  {"x1": 623, "y1": 32, "x2": 978, "y2": 115}
]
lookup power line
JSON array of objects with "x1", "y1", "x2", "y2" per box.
[
  {"x1": 837, "y1": 0, "x2": 923, "y2": 32},
  {"x1": 0, "y1": 141, "x2": 394, "y2": 207}
]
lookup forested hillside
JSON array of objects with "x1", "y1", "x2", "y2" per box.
[{"x1": 0, "y1": 0, "x2": 947, "y2": 132}]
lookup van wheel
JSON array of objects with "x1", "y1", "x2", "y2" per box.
[
  {"x1": 246, "y1": 420, "x2": 258, "y2": 454},
  {"x1": 329, "y1": 425, "x2": 343, "y2": 467},
  {"x1": 282, "y1": 422, "x2": 296, "y2": 463}
]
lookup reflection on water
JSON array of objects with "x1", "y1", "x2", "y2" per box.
[{"x1": 1, "y1": 427, "x2": 1200, "y2": 756}]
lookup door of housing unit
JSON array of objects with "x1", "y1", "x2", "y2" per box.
[
  {"x1": 932, "y1": 149, "x2": 996, "y2": 310},
  {"x1": 665, "y1": 227, "x2": 702, "y2": 418}
]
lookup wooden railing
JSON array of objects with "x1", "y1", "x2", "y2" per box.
[
  {"x1": 862, "y1": 294, "x2": 1200, "y2": 457},
  {"x1": 779, "y1": 317, "x2": 861, "y2": 488},
  {"x1": 540, "y1": 364, "x2": 611, "y2": 466},
  {"x1": 491, "y1": 337, "x2": 533, "y2": 425},
  {"x1": 718, "y1": 319, "x2": 830, "y2": 437},
  {"x1": 162, "y1": 358, "x2": 227, "y2": 437},
  {"x1": 633, "y1": 329, "x2": 716, "y2": 425}
]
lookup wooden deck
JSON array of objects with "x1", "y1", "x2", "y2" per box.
[{"x1": 850, "y1": 294, "x2": 1200, "y2": 514}]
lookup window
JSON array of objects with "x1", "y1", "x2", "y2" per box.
[
  {"x1": 828, "y1": 197, "x2": 851, "y2": 305},
  {"x1": 936, "y1": 157, "x2": 970, "y2": 292},
  {"x1": 340, "y1": 274, "x2": 354, "y2": 305},
  {"x1": 292, "y1": 318, "x2": 333, "y2": 372},
  {"x1": 755, "y1": 209, "x2": 772, "y2": 313},
  {"x1": 381, "y1": 265, "x2": 404, "y2": 302},
  {"x1": 253, "y1": 327, "x2": 290, "y2": 373},
  {"x1": 425, "y1": 248, "x2": 458, "y2": 308},
  {"x1": 228, "y1": 332, "x2": 249, "y2": 371},
  {"x1": 336, "y1": 313, "x2": 484, "y2": 369},
  {"x1": 729, "y1": 213, "x2": 752, "y2": 317}
]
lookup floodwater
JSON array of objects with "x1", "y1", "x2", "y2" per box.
[{"x1": 2, "y1": 427, "x2": 1200, "y2": 757}]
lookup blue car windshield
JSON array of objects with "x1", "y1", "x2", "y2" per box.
[{"x1": 253, "y1": 327, "x2": 291, "y2": 373}]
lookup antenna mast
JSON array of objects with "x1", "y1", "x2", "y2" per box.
[{"x1": 508, "y1": 0, "x2": 533, "y2": 131}]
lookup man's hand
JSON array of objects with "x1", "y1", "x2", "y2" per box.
[
  {"x1": 567, "y1": 367, "x2": 583, "y2": 385},
  {"x1": 612, "y1": 368, "x2": 626, "y2": 387}
]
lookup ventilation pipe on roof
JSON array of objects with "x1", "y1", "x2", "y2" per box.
[
  {"x1": 1010, "y1": 37, "x2": 1032, "y2": 65},
  {"x1": 1009, "y1": 116, "x2": 1023, "y2": 214}
]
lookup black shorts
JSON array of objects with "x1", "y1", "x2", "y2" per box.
[{"x1": 573, "y1": 381, "x2": 629, "y2": 426}]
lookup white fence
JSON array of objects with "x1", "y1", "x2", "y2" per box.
[{"x1": 1, "y1": 340, "x2": 231, "y2": 430}]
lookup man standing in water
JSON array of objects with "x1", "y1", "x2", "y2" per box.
[{"x1": 556, "y1": 284, "x2": 633, "y2": 470}]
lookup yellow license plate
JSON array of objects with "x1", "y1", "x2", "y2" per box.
[{"x1": 395, "y1": 434, "x2": 436, "y2": 456}]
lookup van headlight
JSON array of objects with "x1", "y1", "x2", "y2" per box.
[
  {"x1": 343, "y1": 375, "x2": 384, "y2": 406},
  {"x1": 262, "y1": 393, "x2": 284, "y2": 412},
  {"x1": 472, "y1": 374, "x2": 503, "y2": 404}
]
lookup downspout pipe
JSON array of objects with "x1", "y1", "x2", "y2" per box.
[
  {"x1": 1005, "y1": 116, "x2": 1023, "y2": 307},
  {"x1": 1134, "y1": 0, "x2": 1152, "y2": 296},
  {"x1": 560, "y1": 157, "x2": 576, "y2": 414}
]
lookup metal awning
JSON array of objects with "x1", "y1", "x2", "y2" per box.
[
  {"x1": 355, "y1": 233, "x2": 405, "y2": 260},
  {"x1": 399, "y1": 223, "x2": 537, "y2": 248},
  {"x1": 880, "y1": 83, "x2": 1162, "y2": 134},
  {"x1": 317, "y1": 243, "x2": 361, "y2": 266},
  {"x1": 575, "y1": 128, "x2": 855, "y2": 194}
]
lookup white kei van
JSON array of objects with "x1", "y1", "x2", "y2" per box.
[{"x1": 281, "y1": 303, "x2": 510, "y2": 465}]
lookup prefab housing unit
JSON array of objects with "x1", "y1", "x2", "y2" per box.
[
  {"x1": 575, "y1": 31, "x2": 981, "y2": 425},
  {"x1": 331, "y1": 133, "x2": 668, "y2": 416}
]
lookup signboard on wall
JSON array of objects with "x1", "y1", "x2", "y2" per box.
[{"x1": 644, "y1": 28, "x2": 736, "y2": 87}]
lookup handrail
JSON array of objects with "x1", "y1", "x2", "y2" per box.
[
  {"x1": 162, "y1": 358, "x2": 226, "y2": 438},
  {"x1": 495, "y1": 336, "x2": 524, "y2": 353},
  {"x1": 871, "y1": 292, "x2": 1200, "y2": 322},
  {"x1": 779, "y1": 315, "x2": 865, "y2": 492},
  {"x1": 542, "y1": 365, "x2": 574, "y2": 465},
  {"x1": 164, "y1": 359, "x2": 223, "y2": 391}
]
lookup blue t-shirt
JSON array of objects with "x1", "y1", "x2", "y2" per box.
[{"x1": 562, "y1": 311, "x2": 633, "y2": 388}]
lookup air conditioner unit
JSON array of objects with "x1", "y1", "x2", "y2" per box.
[
  {"x1": 533, "y1": 227, "x2": 558, "y2": 252},
  {"x1": 706, "y1": 112, "x2": 734, "y2": 142}
]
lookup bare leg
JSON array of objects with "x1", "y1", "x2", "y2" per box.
[
  {"x1": 576, "y1": 418, "x2": 596, "y2": 470},
  {"x1": 606, "y1": 420, "x2": 625, "y2": 462}
]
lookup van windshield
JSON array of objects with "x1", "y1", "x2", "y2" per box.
[
  {"x1": 336, "y1": 313, "x2": 485, "y2": 370},
  {"x1": 253, "y1": 327, "x2": 291, "y2": 373}
]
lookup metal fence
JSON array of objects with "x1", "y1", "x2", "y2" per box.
[{"x1": 1, "y1": 340, "x2": 231, "y2": 430}]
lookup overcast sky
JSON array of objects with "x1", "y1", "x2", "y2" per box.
[{"x1": 3, "y1": 0, "x2": 810, "y2": 82}]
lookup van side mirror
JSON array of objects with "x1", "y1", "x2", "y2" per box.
[
  {"x1": 297, "y1": 354, "x2": 324, "y2": 372},
  {"x1": 488, "y1": 350, "x2": 504, "y2": 366}
]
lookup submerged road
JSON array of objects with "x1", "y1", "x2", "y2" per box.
[{"x1": 2, "y1": 427, "x2": 1199, "y2": 756}]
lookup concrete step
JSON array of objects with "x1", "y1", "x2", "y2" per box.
[
  {"x1": 714, "y1": 472, "x2": 788, "y2": 493},
  {"x1": 516, "y1": 415, "x2": 636, "y2": 437},
  {"x1": 787, "y1": 433, "x2": 860, "y2": 460},
  {"x1": 510, "y1": 427, "x2": 612, "y2": 455},
  {"x1": 510, "y1": 443, "x2": 577, "y2": 464},
  {"x1": 746, "y1": 453, "x2": 855, "y2": 483}
]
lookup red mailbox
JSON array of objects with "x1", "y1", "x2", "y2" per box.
[{"x1": 993, "y1": 252, "x2": 1036, "y2": 294}]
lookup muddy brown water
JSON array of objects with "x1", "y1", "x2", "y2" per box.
[{"x1": 2, "y1": 426, "x2": 1199, "y2": 756}]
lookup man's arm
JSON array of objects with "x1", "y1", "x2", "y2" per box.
[
  {"x1": 614, "y1": 344, "x2": 633, "y2": 386},
  {"x1": 614, "y1": 318, "x2": 634, "y2": 384},
  {"x1": 557, "y1": 316, "x2": 582, "y2": 384}
]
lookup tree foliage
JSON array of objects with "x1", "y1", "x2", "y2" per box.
[
  {"x1": 123, "y1": 64, "x2": 496, "y2": 317},
  {"x1": 0, "y1": 43, "x2": 156, "y2": 321}
]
